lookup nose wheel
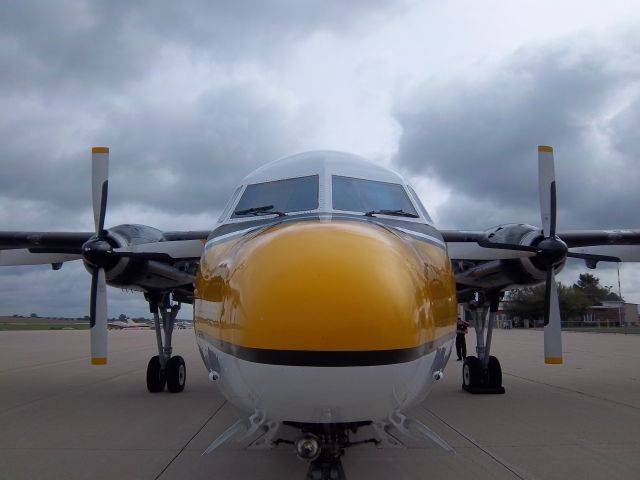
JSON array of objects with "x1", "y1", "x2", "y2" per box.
[{"x1": 145, "y1": 292, "x2": 187, "y2": 393}]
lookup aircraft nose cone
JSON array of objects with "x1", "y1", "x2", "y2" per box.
[{"x1": 197, "y1": 220, "x2": 457, "y2": 354}]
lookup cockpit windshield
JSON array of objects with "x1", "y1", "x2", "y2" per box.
[
  {"x1": 232, "y1": 175, "x2": 319, "y2": 218},
  {"x1": 332, "y1": 175, "x2": 419, "y2": 217}
]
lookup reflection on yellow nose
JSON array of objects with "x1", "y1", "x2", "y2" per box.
[{"x1": 196, "y1": 220, "x2": 456, "y2": 352}]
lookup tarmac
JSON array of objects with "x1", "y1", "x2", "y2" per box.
[{"x1": 0, "y1": 328, "x2": 639, "y2": 480}]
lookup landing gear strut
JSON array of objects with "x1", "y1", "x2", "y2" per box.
[
  {"x1": 145, "y1": 292, "x2": 186, "y2": 393},
  {"x1": 462, "y1": 291, "x2": 505, "y2": 394}
]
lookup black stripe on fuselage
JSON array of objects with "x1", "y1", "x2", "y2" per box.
[{"x1": 196, "y1": 330, "x2": 454, "y2": 367}]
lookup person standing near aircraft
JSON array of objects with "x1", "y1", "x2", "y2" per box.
[{"x1": 456, "y1": 317, "x2": 468, "y2": 361}]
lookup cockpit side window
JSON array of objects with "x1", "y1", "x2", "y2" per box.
[
  {"x1": 406, "y1": 185, "x2": 434, "y2": 224},
  {"x1": 332, "y1": 176, "x2": 418, "y2": 216},
  {"x1": 231, "y1": 175, "x2": 319, "y2": 218},
  {"x1": 218, "y1": 185, "x2": 243, "y2": 223}
]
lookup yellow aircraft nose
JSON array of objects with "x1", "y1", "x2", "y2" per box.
[{"x1": 196, "y1": 220, "x2": 456, "y2": 361}]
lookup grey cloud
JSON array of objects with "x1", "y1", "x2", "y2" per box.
[
  {"x1": 0, "y1": 0, "x2": 399, "y2": 96},
  {"x1": 610, "y1": 97, "x2": 640, "y2": 161},
  {"x1": 104, "y1": 82, "x2": 315, "y2": 214},
  {"x1": 0, "y1": 0, "x2": 399, "y2": 228},
  {"x1": 393, "y1": 31, "x2": 640, "y2": 230},
  {"x1": 0, "y1": 80, "x2": 315, "y2": 226}
]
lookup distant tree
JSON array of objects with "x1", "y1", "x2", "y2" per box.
[
  {"x1": 118, "y1": 314, "x2": 128, "y2": 322},
  {"x1": 558, "y1": 283, "x2": 592, "y2": 319},
  {"x1": 573, "y1": 273, "x2": 611, "y2": 305},
  {"x1": 504, "y1": 286, "x2": 545, "y2": 321},
  {"x1": 29, "y1": 313, "x2": 38, "y2": 318},
  {"x1": 505, "y1": 274, "x2": 602, "y2": 323}
]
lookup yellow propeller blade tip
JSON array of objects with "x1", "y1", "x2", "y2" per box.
[
  {"x1": 544, "y1": 357, "x2": 563, "y2": 364},
  {"x1": 538, "y1": 145, "x2": 553, "y2": 153},
  {"x1": 91, "y1": 357, "x2": 107, "y2": 365},
  {"x1": 92, "y1": 146, "x2": 109, "y2": 154}
]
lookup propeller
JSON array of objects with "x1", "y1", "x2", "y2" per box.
[
  {"x1": 80, "y1": 147, "x2": 204, "y2": 365},
  {"x1": 537, "y1": 146, "x2": 564, "y2": 364},
  {"x1": 467, "y1": 146, "x2": 568, "y2": 363},
  {"x1": 84, "y1": 147, "x2": 110, "y2": 365}
]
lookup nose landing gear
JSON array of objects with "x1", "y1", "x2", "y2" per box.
[{"x1": 287, "y1": 422, "x2": 379, "y2": 480}]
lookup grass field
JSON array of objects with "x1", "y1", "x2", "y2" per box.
[
  {"x1": 0, "y1": 316, "x2": 89, "y2": 331},
  {"x1": 0, "y1": 323, "x2": 89, "y2": 331}
]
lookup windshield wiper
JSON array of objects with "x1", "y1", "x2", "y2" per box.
[
  {"x1": 234, "y1": 205, "x2": 287, "y2": 217},
  {"x1": 365, "y1": 209, "x2": 419, "y2": 218}
]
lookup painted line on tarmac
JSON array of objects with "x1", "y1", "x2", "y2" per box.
[
  {"x1": 503, "y1": 372, "x2": 640, "y2": 412},
  {"x1": 421, "y1": 406, "x2": 536, "y2": 480},
  {"x1": 154, "y1": 401, "x2": 228, "y2": 480}
]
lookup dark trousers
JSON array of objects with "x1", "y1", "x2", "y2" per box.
[{"x1": 456, "y1": 334, "x2": 467, "y2": 359}]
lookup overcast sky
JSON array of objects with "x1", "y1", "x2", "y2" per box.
[{"x1": 1, "y1": 0, "x2": 639, "y2": 317}]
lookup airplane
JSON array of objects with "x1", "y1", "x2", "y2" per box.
[
  {"x1": 108, "y1": 317, "x2": 150, "y2": 329},
  {"x1": 1, "y1": 146, "x2": 639, "y2": 479}
]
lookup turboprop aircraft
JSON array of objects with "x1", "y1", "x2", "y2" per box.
[{"x1": 1, "y1": 146, "x2": 639, "y2": 479}]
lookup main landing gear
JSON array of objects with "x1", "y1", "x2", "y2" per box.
[
  {"x1": 462, "y1": 291, "x2": 505, "y2": 394},
  {"x1": 145, "y1": 292, "x2": 186, "y2": 393}
]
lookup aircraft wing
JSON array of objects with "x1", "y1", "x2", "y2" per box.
[
  {"x1": 0, "y1": 147, "x2": 218, "y2": 364},
  {"x1": 0, "y1": 230, "x2": 211, "y2": 266},
  {"x1": 443, "y1": 229, "x2": 640, "y2": 263},
  {"x1": 439, "y1": 146, "x2": 640, "y2": 365}
]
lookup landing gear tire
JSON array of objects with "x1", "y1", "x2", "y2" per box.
[
  {"x1": 146, "y1": 355, "x2": 166, "y2": 392},
  {"x1": 462, "y1": 356, "x2": 482, "y2": 391},
  {"x1": 462, "y1": 355, "x2": 505, "y2": 394},
  {"x1": 166, "y1": 355, "x2": 186, "y2": 393},
  {"x1": 487, "y1": 355, "x2": 502, "y2": 388}
]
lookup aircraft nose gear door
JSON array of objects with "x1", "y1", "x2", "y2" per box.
[
  {"x1": 145, "y1": 292, "x2": 186, "y2": 393},
  {"x1": 462, "y1": 291, "x2": 505, "y2": 394}
]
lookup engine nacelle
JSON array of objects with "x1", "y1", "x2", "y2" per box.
[
  {"x1": 82, "y1": 224, "x2": 196, "y2": 294},
  {"x1": 453, "y1": 223, "x2": 566, "y2": 291}
]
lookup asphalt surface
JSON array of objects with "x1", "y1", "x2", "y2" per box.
[{"x1": 1, "y1": 328, "x2": 639, "y2": 480}]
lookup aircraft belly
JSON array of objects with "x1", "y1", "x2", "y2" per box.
[{"x1": 196, "y1": 335, "x2": 454, "y2": 423}]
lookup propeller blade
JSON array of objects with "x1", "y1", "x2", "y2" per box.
[
  {"x1": 446, "y1": 242, "x2": 536, "y2": 260},
  {"x1": 543, "y1": 273, "x2": 563, "y2": 364},
  {"x1": 538, "y1": 145, "x2": 556, "y2": 237},
  {"x1": 92, "y1": 147, "x2": 109, "y2": 235},
  {"x1": 476, "y1": 240, "x2": 540, "y2": 253},
  {"x1": 446, "y1": 241, "x2": 537, "y2": 260},
  {"x1": 90, "y1": 267, "x2": 108, "y2": 365},
  {"x1": 543, "y1": 268, "x2": 552, "y2": 326}
]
